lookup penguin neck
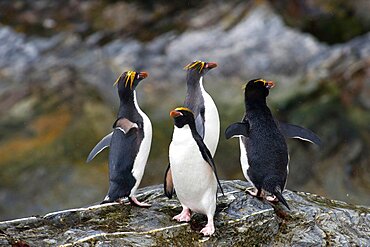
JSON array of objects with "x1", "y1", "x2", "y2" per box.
[
  {"x1": 245, "y1": 98, "x2": 267, "y2": 109},
  {"x1": 244, "y1": 92, "x2": 268, "y2": 111},
  {"x1": 174, "y1": 121, "x2": 201, "y2": 141},
  {"x1": 244, "y1": 97, "x2": 274, "y2": 122},
  {"x1": 186, "y1": 72, "x2": 203, "y2": 93},
  {"x1": 117, "y1": 91, "x2": 141, "y2": 121},
  {"x1": 185, "y1": 73, "x2": 204, "y2": 114}
]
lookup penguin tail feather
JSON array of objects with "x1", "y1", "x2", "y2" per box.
[
  {"x1": 164, "y1": 164, "x2": 175, "y2": 199},
  {"x1": 263, "y1": 176, "x2": 290, "y2": 210},
  {"x1": 273, "y1": 187, "x2": 290, "y2": 210},
  {"x1": 101, "y1": 196, "x2": 130, "y2": 205},
  {"x1": 164, "y1": 188, "x2": 174, "y2": 199},
  {"x1": 100, "y1": 192, "x2": 122, "y2": 204}
]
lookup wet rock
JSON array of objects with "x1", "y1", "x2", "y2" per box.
[{"x1": 0, "y1": 180, "x2": 368, "y2": 246}]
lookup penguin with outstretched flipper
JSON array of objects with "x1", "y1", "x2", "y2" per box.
[
  {"x1": 87, "y1": 71, "x2": 152, "y2": 207},
  {"x1": 225, "y1": 79, "x2": 321, "y2": 210}
]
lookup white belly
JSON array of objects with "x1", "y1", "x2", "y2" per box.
[
  {"x1": 239, "y1": 137, "x2": 254, "y2": 186},
  {"x1": 201, "y1": 79, "x2": 220, "y2": 157},
  {"x1": 130, "y1": 94, "x2": 152, "y2": 196},
  {"x1": 169, "y1": 125, "x2": 217, "y2": 215}
]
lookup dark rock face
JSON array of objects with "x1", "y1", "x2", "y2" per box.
[{"x1": 0, "y1": 181, "x2": 369, "y2": 246}]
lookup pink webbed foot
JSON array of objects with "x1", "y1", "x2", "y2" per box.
[
  {"x1": 266, "y1": 195, "x2": 278, "y2": 203},
  {"x1": 200, "y1": 217, "x2": 215, "y2": 236},
  {"x1": 245, "y1": 187, "x2": 264, "y2": 199},
  {"x1": 129, "y1": 196, "x2": 151, "y2": 208},
  {"x1": 173, "y1": 207, "x2": 191, "y2": 222},
  {"x1": 200, "y1": 224, "x2": 215, "y2": 236}
]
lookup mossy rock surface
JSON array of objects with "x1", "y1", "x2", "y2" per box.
[{"x1": 0, "y1": 180, "x2": 369, "y2": 246}]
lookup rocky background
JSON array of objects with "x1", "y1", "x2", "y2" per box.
[{"x1": 0, "y1": 0, "x2": 369, "y2": 220}]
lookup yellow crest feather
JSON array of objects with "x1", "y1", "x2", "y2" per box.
[
  {"x1": 113, "y1": 71, "x2": 136, "y2": 89},
  {"x1": 125, "y1": 71, "x2": 136, "y2": 89},
  {"x1": 255, "y1": 78, "x2": 267, "y2": 86},
  {"x1": 174, "y1": 107, "x2": 194, "y2": 114},
  {"x1": 113, "y1": 72, "x2": 124, "y2": 86},
  {"x1": 242, "y1": 78, "x2": 269, "y2": 89},
  {"x1": 184, "y1": 60, "x2": 206, "y2": 73}
]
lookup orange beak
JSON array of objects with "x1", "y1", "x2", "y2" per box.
[
  {"x1": 138, "y1": 71, "x2": 148, "y2": 79},
  {"x1": 170, "y1": 110, "x2": 183, "y2": 118},
  {"x1": 205, "y1": 62, "x2": 217, "y2": 69},
  {"x1": 265, "y1": 81, "x2": 275, "y2": 89}
]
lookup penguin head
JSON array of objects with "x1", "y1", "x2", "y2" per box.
[
  {"x1": 169, "y1": 107, "x2": 195, "y2": 128},
  {"x1": 244, "y1": 78, "x2": 275, "y2": 101},
  {"x1": 113, "y1": 71, "x2": 148, "y2": 97},
  {"x1": 184, "y1": 60, "x2": 217, "y2": 79}
]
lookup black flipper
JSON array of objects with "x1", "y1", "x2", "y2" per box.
[
  {"x1": 87, "y1": 118, "x2": 139, "y2": 162},
  {"x1": 195, "y1": 137, "x2": 224, "y2": 195},
  {"x1": 279, "y1": 122, "x2": 321, "y2": 146},
  {"x1": 164, "y1": 163, "x2": 175, "y2": 199},
  {"x1": 225, "y1": 122, "x2": 250, "y2": 139},
  {"x1": 86, "y1": 132, "x2": 113, "y2": 162},
  {"x1": 203, "y1": 149, "x2": 224, "y2": 196}
]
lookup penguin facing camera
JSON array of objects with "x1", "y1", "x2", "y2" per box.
[
  {"x1": 225, "y1": 79, "x2": 321, "y2": 210},
  {"x1": 169, "y1": 107, "x2": 224, "y2": 236},
  {"x1": 86, "y1": 71, "x2": 152, "y2": 207},
  {"x1": 164, "y1": 60, "x2": 220, "y2": 199}
]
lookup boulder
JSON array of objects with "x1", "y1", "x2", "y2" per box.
[{"x1": 0, "y1": 180, "x2": 369, "y2": 246}]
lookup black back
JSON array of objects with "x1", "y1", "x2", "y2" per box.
[
  {"x1": 242, "y1": 79, "x2": 288, "y2": 192},
  {"x1": 107, "y1": 127, "x2": 143, "y2": 199}
]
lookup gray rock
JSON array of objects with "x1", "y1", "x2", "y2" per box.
[
  {"x1": 93, "y1": 4, "x2": 327, "y2": 84},
  {"x1": 164, "y1": 4, "x2": 327, "y2": 79},
  {"x1": 0, "y1": 4, "x2": 327, "y2": 88},
  {"x1": 0, "y1": 180, "x2": 368, "y2": 246},
  {"x1": 0, "y1": 27, "x2": 40, "y2": 76}
]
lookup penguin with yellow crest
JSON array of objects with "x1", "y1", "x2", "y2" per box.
[
  {"x1": 225, "y1": 78, "x2": 321, "y2": 210},
  {"x1": 164, "y1": 60, "x2": 219, "y2": 198},
  {"x1": 87, "y1": 71, "x2": 152, "y2": 206}
]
